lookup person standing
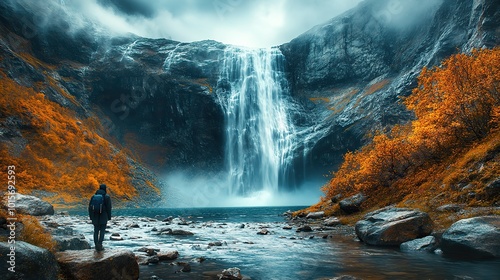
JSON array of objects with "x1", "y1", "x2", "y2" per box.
[{"x1": 88, "y1": 183, "x2": 112, "y2": 251}]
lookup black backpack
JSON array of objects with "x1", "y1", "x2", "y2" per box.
[{"x1": 90, "y1": 194, "x2": 105, "y2": 214}]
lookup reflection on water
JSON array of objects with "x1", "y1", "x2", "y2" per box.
[
  {"x1": 66, "y1": 207, "x2": 500, "y2": 280},
  {"x1": 318, "y1": 237, "x2": 500, "y2": 280}
]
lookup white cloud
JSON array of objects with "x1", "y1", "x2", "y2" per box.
[{"x1": 51, "y1": 0, "x2": 365, "y2": 47}]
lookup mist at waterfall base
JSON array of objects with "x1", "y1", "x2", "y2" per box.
[
  {"x1": 161, "y1": 47, "x2": 326, "y2": 207},
  {"x1": 162, "y1": 171, "x2": 324, "y2": 207}
]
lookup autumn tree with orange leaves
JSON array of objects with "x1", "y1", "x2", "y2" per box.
[
  {"x1": 322, "y1": 48, "x2": 500, "y2": 199},
  {"x1": 406, "y1": 48, "x2": 500, "y2": 153}
]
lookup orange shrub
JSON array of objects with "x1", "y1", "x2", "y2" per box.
[
  {"x1": 0, "y1": 71, "x2": 137, "y2": 205},
  {"x1": 322, "y1": 48, "x2": 500, "y2": 205},
  {"x1": 17, "y1": 214, "x2": 57, "y2": 253}
]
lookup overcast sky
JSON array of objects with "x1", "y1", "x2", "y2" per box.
[{"x1": 65, "y1": 0, "x2": 363, "y2": 48}]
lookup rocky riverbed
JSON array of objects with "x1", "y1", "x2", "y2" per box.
[
  {"x1": 38, "y1": 207, "x2": 358, "y2": 280},
  {"x1": 3, "y1": 195, "x2": 499, "y2": 280},
  {"x1": 27, "y1": 205, "x2": 498, "y2": 280}
]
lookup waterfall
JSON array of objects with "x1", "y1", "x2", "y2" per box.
[{"x1": 216, "y1": 47, "x2": 297, "y2": 196}]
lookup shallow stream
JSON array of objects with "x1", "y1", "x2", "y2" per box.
[{"x1": 58, "y1": 207, "x2": 500, "y2": 280}]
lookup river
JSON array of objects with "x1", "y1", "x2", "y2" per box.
[{"x1": 63, "y1": 206, "x2": 500, "y2": 280}]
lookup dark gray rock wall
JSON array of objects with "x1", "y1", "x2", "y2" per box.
[
  {"x1": 87, "y1": 38, "x2": 226, "y2": 172},
  {"x1": 280, "y1": 0, "x2": 500, "y2": 174}
]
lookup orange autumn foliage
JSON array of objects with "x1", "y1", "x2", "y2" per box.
[
  {"x1": 406, "y1": 48, "x2": 500, "y2": 151},
  {"x1": 0, "y1": 209, "x2": 57, "y2": 252},
  {"x1": 322, "y1": 48, "x2": 500, "y2": 206},
  {"x1": 0, "y1": 71, "x2": 137, "y2": 206}
]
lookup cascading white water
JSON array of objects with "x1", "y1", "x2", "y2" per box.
[{"x1": 216, "y1": 47, "x2": 297, "y2": 196}]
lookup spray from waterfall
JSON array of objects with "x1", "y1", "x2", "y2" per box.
[{"x1": 216, "y1": 47, "x2": 297, "y2": 196}]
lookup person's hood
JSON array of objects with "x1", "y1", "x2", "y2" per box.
[{"x1": 95, "y1": 189, "x2": 106, "y2": 195}]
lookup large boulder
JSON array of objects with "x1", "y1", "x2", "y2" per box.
[
  {"x1": 485, "y1": 178, "x2": 500, "y2": 199},
  {"x1": 56, "y1": 249, "x2": 139, "y2": 280},
  {"x1": 257, "y1": 229, "x2": 270, "y2": 235},
  {"x1": 218, "y1": 267, "x2": 242, "y2": 280},
  {"x1": 441, "y1": 216, "x2": 500, "y2": 259},
  {"x1": 339, "y1": 193, "x2": 366, "y2": 214},
  {"x1": 296, "y1": 225, "x2": 312, "y2": 232},
  {"x1": 400, "y1": 236, "x2": 437, "y2": 252},
  {"x1": 110, "y1": 233, "x2": 124, "y2": 241},
  {"x1": 53, "y1": 235, "x2": 91, "y2": 251},
  {"x1": 323, "y1": 217, "x2": 341, "y2": 227},
  {"x1": 436, "y1": 204, "x2": 463, "y2": 213},
  {"x1": 306, "y1": 211, "x2": 325, "y2": 219},
  {"x1": 12, "y1": 194, "x2": 54, "y2": 216},
  {"x1": 157, "y1": 250, "x2": 179, "y2": 261},
  {"x1": 0, "y1": 241, "x2": 58, "y2": 280},
  {"x1": 355, "y1": 207, "x2": 433, "y2": 246}
]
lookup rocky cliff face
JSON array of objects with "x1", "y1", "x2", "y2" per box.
[
  {"x1": 0, "y1": 0, "x2": 499, "y2": 196},
  {"x1": 0, "y1": 0, "x2": 228, "y2": 175},
  {"x1": 280, "y1": 0, "x2": 500, "y2": 176},
  {"x1": 86, "y1": 38, "x2": 226, "y2": 172}
]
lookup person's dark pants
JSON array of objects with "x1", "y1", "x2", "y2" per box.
[{"x1": 93, "y1": 223, "x2": 107, "y2": 249}]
